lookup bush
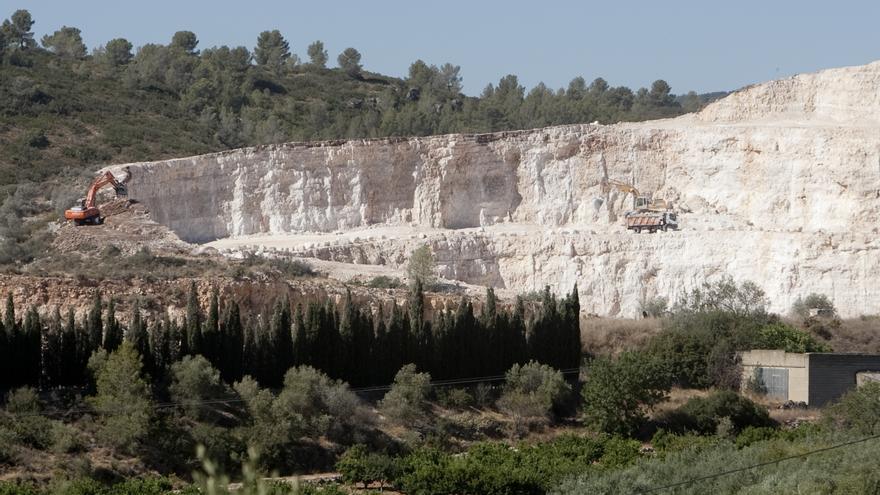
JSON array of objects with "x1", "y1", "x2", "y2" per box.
[
  {"x1": 51, "y1": 422, "x2": 85, "y2": 454},
  {"x1": 366, "y1": 275, "x2": 403, "y2": 289},
  {"x1": 169, "y1": 355, "x2": 232, "y2": 422},
  {"x1": 2, "y1": 387, "x2": 53, "y2": 450},
  {"x1": 336, "y1": 445, "x2": 398, "y2": 488},
  {"x1": 437, "y1": 387, "x2": 474, "y2": 409},
  {"x1": 662, "y1": 390, "x2": 776, "y2": 435},
  {"x1": 791, "y1": 293, "x2": 837, "y2": 319},
  {"x1": 379, "y1": 364, "x2": 432, "y2": 426},
  {"x1": 582, "y1": 352, "x2": 671, "y2": 436},
  {"x1": 640, "y1": 296, "x2": 668, "y2": 318},
  {"x1": 755, "y1": 322, "x2": 831, "y2": 353},
  {"x1": 274, "y1": 365, "x2": 371, "y2": 442},
  {"x1": 825, "y1": 381, "x2": 880, "y2": 434},
  {"x1": 498, "y1": 362, "x2": 571, "y2": 435}
]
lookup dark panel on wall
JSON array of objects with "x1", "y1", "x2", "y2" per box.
[{"x1": 808, "y1": 354, "x2": 880, "y2": 406}]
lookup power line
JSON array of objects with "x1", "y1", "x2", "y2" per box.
[
  {"x1": 636, "y1": 433, "x2": 880, "y2": 494},
  {"x1": 10, "y1": 368, "x2": 582, "y2": 418}
]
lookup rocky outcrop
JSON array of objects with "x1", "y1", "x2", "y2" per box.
[{"x1": 110, "y1": 61, "x2": 880, "y2": 317}]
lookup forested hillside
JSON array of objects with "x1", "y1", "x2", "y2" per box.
[{"x1": 0, "y1": 8, "x2": 719, "y2": 189}]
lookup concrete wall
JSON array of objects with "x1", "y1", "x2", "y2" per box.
[
  {"x1": 807, "y1": 354, "x2": 880, "y2": 406},
  {"x1": 740, "y1": 350, "x2": 809, "y2": 403}
]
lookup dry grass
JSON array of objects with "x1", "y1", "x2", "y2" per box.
[
  {"x1": 821, "y1": 316, "x2": 880, "y2": 353},
  {"x1": 650, "y1": 388, "x2": 710, "y2": 417},
  {"x1": 581, "y1": 316, "x2": 663, "y2": 356}
]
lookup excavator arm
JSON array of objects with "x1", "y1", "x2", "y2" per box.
[{"x1": 83, "y1": 171, "x2": 127, "y2": 209}]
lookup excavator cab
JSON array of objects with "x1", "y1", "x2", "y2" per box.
[{"x1": 634, "y1": 196, "x2": 652, "y2": 210}]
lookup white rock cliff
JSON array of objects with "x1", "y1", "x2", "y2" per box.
[{"x1": 111, "y1": 61, "x2": 880, "y2": 317}]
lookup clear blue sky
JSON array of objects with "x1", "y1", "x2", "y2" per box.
[{"x1": 4, "y1": 1, "x2": 880, "y2": 95}]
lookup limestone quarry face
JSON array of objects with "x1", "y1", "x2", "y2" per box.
[{"x1": 109, "y1": 61, "x2": 880, "y2": 317}]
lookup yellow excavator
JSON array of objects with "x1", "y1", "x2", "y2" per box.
[{"x1": 601, "y1": 178, "x2": 678, "y2": 233}]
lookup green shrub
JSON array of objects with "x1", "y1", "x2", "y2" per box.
[
  {"x1": 366, "y1": 276, "x2": 403, "y2": 289},
  {"x1": 582, "y1": 352, "x2": 671, "y2": 436},
  {"x1": 379, "y1": 364, "x2": 432, "y2": 427},
  {"x1": 169, "y1": 355, "x2": 231, "y2": 422},
  {"x1": 437, "y1": 387, "x2": 474, "y2": 409},
  {"x1": 2, "y1": 387, "x2": 53, "y2": 450},
  {"x1": 755, "y1": 322, "x2": 831, "y2": 353},
  {"x1": 556, "y1": 429, "x2": 880, "y2": 495},
  {"x1": 336, "y1": 445, "x2": 398, "y2": 487},
  {"x1": 0, "y1": 427, "x2": 17, "y2": 465},
  {"x1": 734, "y1": 426, "x2": 778, "y2": 448},
  {"x1": 661, "y1": 390, "x2": 775, "y2": 436},
  {"x1": 51, "y1": 422, "x2": 86, "y2": 454},
  {"x1": 650, "y1": 429, "x2": 719, "y2": 454},
  {"x1": 498, "y1": 361, "x2": 570, "y2": 423},
  {"x1": 791, "y1": 293, "x2": 837, "y2": 319},
  {"x1": 825, "y1": 381, "x2": 880, "y2": 434}
]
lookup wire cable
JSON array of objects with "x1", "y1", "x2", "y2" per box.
[{"x1": 636, "y1": 433, "x2": 880, "y2": 494}]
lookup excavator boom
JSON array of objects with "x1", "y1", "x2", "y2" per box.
[{"x1": 64, "y1": 171, "x2": 127, "y2": 225}]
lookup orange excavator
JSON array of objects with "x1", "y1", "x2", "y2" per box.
[{"x1": 64, "y1": 171, "x2": 128, "y2": 225}]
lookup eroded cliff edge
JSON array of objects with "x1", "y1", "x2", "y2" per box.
[{"x1": 109, "y1": 61, "x2": 880, "y2": 317}]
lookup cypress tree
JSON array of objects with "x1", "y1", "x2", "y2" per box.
[
  {"x1": 271, "y1": 297, "x2": 293, "y2": 376},
  {"x1": 0, "y1": 309, "x2": 7, "y2": 388},
  {"x1": 60, "y1": 307, "x2": 79, "y2": 385},
  {"x1": 127, "y1": 300, "x2": 151, "y2": 374},
  {"x1": 511, "y1": 296, "x2": 528, "y2": 366},
  {"x1": 186, "y1": 283, "x2": 202, "y2": 356},
  {"x1": 148, "y1": 319, "x2": 168, "y2": 380},
  {"x1": 203, "y1": 288, "x2": 220, "y2": 364},
  {"x1": 4, "y1": 293, "x2": 15, "y2": 335},
  {"x1": 22, "y1": 307, "x2": 41, "y2": 386},
  {"x1": 372, "y1": 304, "x2": 389, "y2": 384},
  {"x1": 103, "y1": 298, "x2": 123, "y2": 352},
  {"x1": 222, "y1": 300, "x2": 244, "y2": 382},
  {"x1": 292, "y1": 303, "x2": 307, "y2": 367},
  {"x1": 241, "y1": 316, "x2": 257, "y2": 379},
  {"x1": 338, "y1": 290, "x2": 356, "y2": 380},
  {"x1": 41, "y1": 307, "x2": 63, "y2": 388},
  {"x1": 87, "y1": 292, "x2": 103, "y2": 353}
]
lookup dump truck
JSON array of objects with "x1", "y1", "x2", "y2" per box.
[
  {"x1": 624, "y1": 210, "x2": 678, "y2": 233},
  {"x1": 601, "y1": 178, "x2": 678, "y2": 233}
]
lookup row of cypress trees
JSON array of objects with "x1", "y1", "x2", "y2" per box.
[{"x1": 0, "y1": 282, "x2": 582, "y2": 390}]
